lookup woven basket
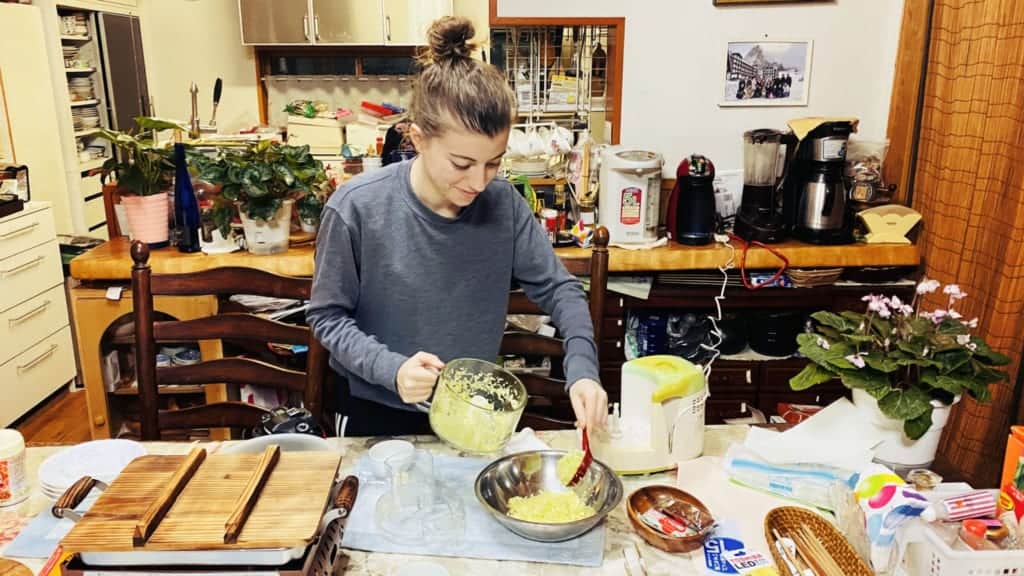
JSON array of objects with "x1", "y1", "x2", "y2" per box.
[{"x1": 764, "y1": 507, "x2": 872, "y2": 576}]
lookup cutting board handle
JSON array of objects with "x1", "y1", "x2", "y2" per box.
[{"x1": 52, "y1": 476, "x2": 108, "y2": 521}]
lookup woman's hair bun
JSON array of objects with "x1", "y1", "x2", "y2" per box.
[{"x1": 424, "y1": 16, "x2": 476, "y2": 64}]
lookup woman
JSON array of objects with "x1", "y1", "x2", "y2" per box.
[{"x1": 308, "y1": 16, "x2": 607, "y2": 437}]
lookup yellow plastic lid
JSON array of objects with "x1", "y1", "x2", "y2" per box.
[{"x1": 624, "y1": 355, "x2": 706, "y2": 403}]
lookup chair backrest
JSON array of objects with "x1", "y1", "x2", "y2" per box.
[
  {"x1": 503, "y1": 226, "x2": 610, "y2": 429},
  {"x1": 130, "y1": 241, "x2": 329, "y2": 440}
]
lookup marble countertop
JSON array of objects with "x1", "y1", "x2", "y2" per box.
[{"x1": 1, "y1": 426, "x2": 752, "y2": 575}]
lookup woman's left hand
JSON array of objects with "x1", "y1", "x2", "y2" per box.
[{"x1": 569, "y1": 378, "x2": 608, "y2": 432}]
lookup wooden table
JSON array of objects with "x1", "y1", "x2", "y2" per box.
[
  {"x1": 70, "y1": 238, "x2": 920, "y2": 279},
  {"x1": 0, "y1": 427, "x2": 752, "y2": 575}
]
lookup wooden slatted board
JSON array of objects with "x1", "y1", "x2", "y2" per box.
[{"x1": 60, "y1": 451, "x2": 341, "y2": 552}]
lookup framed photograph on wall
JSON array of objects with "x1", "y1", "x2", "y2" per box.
[{"x1": 721, "y1": 40, "x2": 812, "y2": 107}]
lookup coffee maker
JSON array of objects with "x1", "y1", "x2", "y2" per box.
[
  {"x1": 733, "y1": 129, "x2": 787, "y2": 243},
  {"x1": 784, "y1": 121, "x2": 855, "y2": 244},
  {"x1": 666, "y1": 154, "x2": 715, "y2": 245}
]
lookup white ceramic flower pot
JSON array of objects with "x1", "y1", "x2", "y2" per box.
[
  {"x1": 300, "y1": 217, "x2": 319, "y2": 234},
  {"x1": 239, "y1": 199, "x2": 293, "y2": 255},
  {"x1": 851, "y1": 387, "x2": 959, "y2": 471}
]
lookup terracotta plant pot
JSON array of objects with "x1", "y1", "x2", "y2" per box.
[{"x1": 121, "y1": 193, "x2": 170, "y2": 247}]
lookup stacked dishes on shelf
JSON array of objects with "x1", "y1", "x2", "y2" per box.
[
  {"x1": 68, "y1": 77, "x2": 94, "y2": 102},
  {"x1": 60, "y1": 13, "x2": 89, "y2": 36},
  {"x1": 62, "y1": 45, "x2": 79, "y2": 68},
  {"x1": 36, "y1": 439, "x2": 146, "y2": 501},
  {"x1": 72, "y1": 106, "x2": 101, "y2": 131}
]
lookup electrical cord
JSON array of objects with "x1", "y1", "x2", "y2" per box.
[{"x1": 729, "y1": 233, "x2": 790, "y2": 291}]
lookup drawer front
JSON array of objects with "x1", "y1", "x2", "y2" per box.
[
  {"x1": 0, "y1": 206, "x2": 55, "y2": 259},
  {"x1": 707, "y1": 363, "x2": 756, "y2": 396},
  {"x1": 602, "y1": 316, "x2": 625, "y2": 339},
  {"x1": 85, "y1": 194, "x2": 107, "y2": 231},
  {"x1": 706, "y1": 398, "x2": 757, "y2": 424},
  {"x1": 80, "y1": 173, "x2": 103, "y2": 201},
  {"x1": 0, "y1": 327, "x2": 75, "y2": 427},
  {"x1": 0, "y1": 284, "x2": 69, "y2": 365},
  {"x1": 0, "y1": 242, "x2": 64, "y2": 313},
  {"x1": 599, "y1": 338, "x2": 625, "y2": 362}
]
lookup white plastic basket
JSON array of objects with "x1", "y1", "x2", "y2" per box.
[{"x1": 902, "y1": 523, "x2": 1024, "y2": 576}]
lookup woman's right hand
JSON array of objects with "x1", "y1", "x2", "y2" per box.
[{"x1": 396, "y1": 352, "x2": 445, "y2": 403}]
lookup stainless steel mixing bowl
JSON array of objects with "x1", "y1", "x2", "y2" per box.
[{"x1": 475, "y1": 450, "x2": 624, "y2": 542}]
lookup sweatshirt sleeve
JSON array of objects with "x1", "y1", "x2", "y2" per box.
[
  {"x1": 509, "y1": 194, "x2": 601, "y2": 389},
  {"x1": 307, "y1": 205, "x2": 407, "y2": 393}
]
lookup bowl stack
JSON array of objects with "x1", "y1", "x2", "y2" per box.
[{"x1": 36, "y1": 439, "x2": 146, "y2": 501}]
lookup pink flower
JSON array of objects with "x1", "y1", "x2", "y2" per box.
[
  {"x1": 845, "y1": 354, "x2": 867, "y2": 369},
  {"x1": 929, "y1": 310, "x2": 949, "y2": 324},
  {"x1": 890, "y1": 295, "x2": 904, "y2": 308},
  {"x1": 901, "y1": 305, "x2": 914, "y2": 315},
  {"x1": 816, "y1": 337, "x2": 831, "y2": 350},
  {"x1": 956, "y1": 334, "x2": 971, "y2": 346},
  {"x1": 943, "y1": 284, "x2": 966, "y2": 299},
  {"x1": 917, "y1": 279, "x2": 940, "y2": 295},
  {"x1": 948, "y1": 310, "x2": 963, "y2": 320},
  {"x1": 863, "y1": 295, "x2": 892, "y2": 317},
  {"x1": 963, "y1": 318, "x2": 979, "y2": 328}
]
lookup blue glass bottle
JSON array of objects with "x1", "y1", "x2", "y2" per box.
[{"x1": 173, "y1": 143, "x2": 200, "y2": 253}]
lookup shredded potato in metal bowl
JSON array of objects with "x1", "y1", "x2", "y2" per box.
[
  {"x1": 556, "y1": 450, "x2": 585, "y2": 485},
  {"x1": 507, "y1": 490, "x2": 596, "y2": 523}
]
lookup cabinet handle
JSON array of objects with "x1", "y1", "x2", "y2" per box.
[
  {"x1": 303, "y1": 14, "x2": 310, "y2": 41},
  {"x1": 9, "y1": 299, "x2": 51, "y2": 326},
  {"x1": 0, "y1": 222, "x2": 39, "y2": 240},
  {"x1": 0, "y1": 255, "x2": 44, "y2": 277},
  {"x1": 745, "y1": 369, "x2": 752, "y2": 384},
  {"x1": 17, "y1": 344, "x2": 58, "y2": 373},
  {"x1": 314, "y1": 15, "x2": 320, "y2": 41},
  {"x1": 385, "y1": 15, "x2": 391, "y2": 41}
]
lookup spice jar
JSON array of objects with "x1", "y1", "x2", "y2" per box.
[{"x1": 0, "y1": 429, "x2": 28, "y2": 507}]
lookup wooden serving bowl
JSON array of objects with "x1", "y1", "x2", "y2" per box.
[{"x1": 626, "y1": 485, "x2": 714, "y2": 553}]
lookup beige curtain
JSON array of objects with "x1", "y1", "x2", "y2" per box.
[{"x1": 912, "y1": 0, "x2": 1024, "y2": 485}]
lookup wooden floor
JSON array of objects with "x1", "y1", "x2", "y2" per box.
[{"x1": 14, "y1": 386, "x2": 92, "y2": 445}]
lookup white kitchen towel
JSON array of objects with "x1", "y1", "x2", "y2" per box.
[{"x1": 341, "y1": 454, "x2": 605, "y2": 567}]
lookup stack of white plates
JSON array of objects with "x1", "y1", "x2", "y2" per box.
[
  {"x1": 68, "y1": 77, "x2": 94, "y2": 101},
  {"x1": 72, "y1": 106, "x2": 101, "y2": 130},
  {"x1": 37, "y1": 439, "x2": 146, "y2": 501},
  {"x1": 62, "y1": 45, "x2": 79, "y2": 68}
]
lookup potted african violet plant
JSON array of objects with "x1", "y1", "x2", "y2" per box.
[
  {"x1": 791, "y1": 278, "x2": 1010, "y2": 469},
  {"x1": 97, "y1": 117, "x2": 184, "y2": 245},
  {"x1": 195, "y1": 140, "x2": 325, "y2": 254}
]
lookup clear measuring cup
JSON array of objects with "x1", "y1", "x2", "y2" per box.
[{"x1": 374, "y1": 450, "x2": 465, "y2": 544}]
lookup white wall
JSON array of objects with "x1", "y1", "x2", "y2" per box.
[
  {"x1": 137, "y1": 0, "x2": 260, "y2": 133},
  {"x1": 499, "y1": 0, "x2": 905, "y2": 174}
]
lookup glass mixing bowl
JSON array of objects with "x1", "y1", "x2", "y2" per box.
[{"x1": 428, "y1": 358, "x2": 527, "y2": 454}]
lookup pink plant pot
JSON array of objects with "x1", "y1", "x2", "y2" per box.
[{"x1": 122, "y1": 193, "x2": 170, "y2": 246}]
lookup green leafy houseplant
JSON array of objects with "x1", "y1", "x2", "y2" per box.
[
  {"x1": 96, "y1": 117, "x2": 186, "y2": 195},
  {"x1": 790, "y1": 279, "x2": 1010, "y2": 440},
  {"x1": 194, "y1": 140, "x2": 325, "y2": 236}
]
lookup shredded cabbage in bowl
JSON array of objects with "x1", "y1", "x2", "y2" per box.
[
  {"x1": 429, "y1": 366, "x2": 524, "y2": 454},
  {"x1": 556, "y1": 450, "x2": 585, "y2": 485},
  {"x1": 507, "y1": 490, "x2": 596, "y2": 523}
]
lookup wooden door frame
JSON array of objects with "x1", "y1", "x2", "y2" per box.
[
  {"x1": 489, "y1": 0, "x2": 623, "y2": 144},
  {"x1": 883, "y1": 0, "x2": 934, "y2": 206}
]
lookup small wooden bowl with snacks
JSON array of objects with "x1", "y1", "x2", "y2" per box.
[{"x1": 626, "y1": 485, "x2": 715, "y2": 553}]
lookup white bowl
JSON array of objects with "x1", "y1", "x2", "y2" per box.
[
  {"x1": 367, "y1": 439, "x2": 415, "y2": 479},
  {"x1": 220, "y1": 433, "x2": 331, "y2": 454}
]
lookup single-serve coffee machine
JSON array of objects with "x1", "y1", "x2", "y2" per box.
[
  {"x1": 733, "y1": 129, "x2": 787, "y2": 243},
  {"x1": 784, "y1": 121, "x2": 855, "y2": 244}
]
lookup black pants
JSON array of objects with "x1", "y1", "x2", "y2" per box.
[{"x1": 331, "y1": 370, "x2": 432, "y2": 437}]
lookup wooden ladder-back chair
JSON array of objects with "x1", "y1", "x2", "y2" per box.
[
  {"x1": 130, "y1": 241, "x2": 329, "y2": 440},
  {"x1": 504, "y1": 226, "x2": 610, "y2": 429}
]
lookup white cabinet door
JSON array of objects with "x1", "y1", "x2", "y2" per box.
[
  {"x1": 239, "y1": 0, "x2": 311, "y2": 45},
  {"x1": 312, "y1": 0, "x2": 384, "y2": 45},
  {"x1": 383, "y1": 0, "x2": 452, "y2": 45}
]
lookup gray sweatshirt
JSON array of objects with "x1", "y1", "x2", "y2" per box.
[{"x1": 307, "y1": 160, "x2": 600, "y2": 411}]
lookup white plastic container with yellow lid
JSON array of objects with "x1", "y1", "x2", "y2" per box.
[{"x1": 0, "y1": 429, "x2": 28, "y2": 507}]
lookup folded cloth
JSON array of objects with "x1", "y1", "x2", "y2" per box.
[
  {"x1": 787, "y1": 116, "x2": 860, "y2": 141},
  {"x1": 342, "y1": 454, "x2": 605, "y2": 567}
]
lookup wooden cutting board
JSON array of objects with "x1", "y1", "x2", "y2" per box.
[{"x1": 60, "y1": 451, "x2": 341, "y2": 552}]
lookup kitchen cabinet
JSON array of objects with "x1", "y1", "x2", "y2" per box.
[
  {"x1": 382, "y1": 0, "x2": 451, "y2": 45},
  {"x1": 239, "y1": 0, "x2": 311, "y2": 45},
  {"x1": 239, "y1": 0, "x2": 451, "y2": 45},
  {"x1": 0, "y1": 204, "x2": 76, "y2": 427},
  {"x1": 312, "y1": 0, "x2": 384, "y2": 45}
]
